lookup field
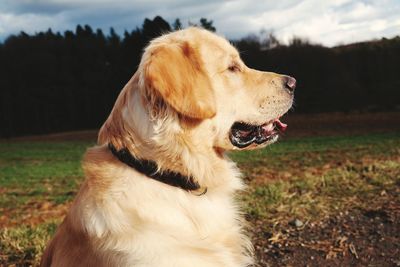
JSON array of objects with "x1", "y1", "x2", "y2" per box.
[{"x1": 0, "y1": 112, "x2": 399, "y2": 266}]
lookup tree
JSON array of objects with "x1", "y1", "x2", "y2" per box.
[
  {"x1": 1, "y1": 15, "x2": 400, "y2": 137},
  {"x1": 199, "y1": 18, "x2": 216, "y2": 32},
  {"x1": 188, "y1": 18, "x2": 217, "y2": 32},
  {"x1": 108, "y1": 27, "x2": 120, "y2": 46},
  {"x1": 142, "y1": 16, "x2": 171, "y2": 44},
  {"x1": 173, "y1": 18, "x2": 182, "y2": 31}
]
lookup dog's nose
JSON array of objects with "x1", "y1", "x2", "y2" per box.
[{"x1": 283, "y1": 76, "x2": 296, "y2": 93}]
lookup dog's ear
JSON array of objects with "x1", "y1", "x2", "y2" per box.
[{"x1": 143, "y1": 42, "x2": 216, "y2": 119}]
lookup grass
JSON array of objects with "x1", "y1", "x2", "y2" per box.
[
  {"x1": 233, "y1": 133, "x2": 400, "y2": 225},
  {"x1": 243, "y1": 159, "x2": 400, "y2": 221},
  {"x1": 0, "y1": 142, "x2": 92, "y2": 209},
  {"x1": 0, "y1": 222, "x2": 59, "y2": 266},
  {"x1": 0, "y1": 133, "x2": 399, "y2": 266}
]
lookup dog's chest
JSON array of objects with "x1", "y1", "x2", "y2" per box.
[{"x1": 99, "y1": 182, "x2": 246, "y2": 266}]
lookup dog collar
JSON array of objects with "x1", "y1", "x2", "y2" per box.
[{"x1": 108, "y1": 143, "x2": 206, "y2": 194}]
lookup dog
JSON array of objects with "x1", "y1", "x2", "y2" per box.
[{"x1": 40, "y1": 27, "x2": 295, "y2": 267}]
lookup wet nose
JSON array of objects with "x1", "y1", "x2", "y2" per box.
[{"x1": 283, "y1": 76, "x2": 296, "y2": 93}]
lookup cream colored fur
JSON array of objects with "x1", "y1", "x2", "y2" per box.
[{"x1": 41, "y1": 27, "x2": 293, "y2": 267}]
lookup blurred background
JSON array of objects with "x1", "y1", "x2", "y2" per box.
[
  {"x1": 0, "y1": 1, "x2": 400, "y2": 266},
  {"x1": 0, "y1": 0, "x2": 399, "y2": 137}
]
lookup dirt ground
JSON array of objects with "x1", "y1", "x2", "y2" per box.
[{"x1": 253, "y1": 187, "x2": 400, "y2": 267}]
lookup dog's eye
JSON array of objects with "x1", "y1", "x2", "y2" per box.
[{"x1": 227, "y1": 64, "x2": 240, "y2": 72}]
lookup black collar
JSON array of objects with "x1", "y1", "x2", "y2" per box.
[{"x1": 108, "y1": 143, "x2": 202, "y2": 192}]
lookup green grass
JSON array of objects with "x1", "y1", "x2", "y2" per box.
[
  {"x1": 0, "y1": 142, "x2": 93, "y2": 209},
  {"x1": 0, "y1": 133, "x2": 399, "y2": 266}
]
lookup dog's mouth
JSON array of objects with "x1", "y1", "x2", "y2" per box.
[{"x1": 229, "y1": 118, "x2": 287, "y2": 149}]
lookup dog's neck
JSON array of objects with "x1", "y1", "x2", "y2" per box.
[
  {"x1": 99, "y1": 77, "x2": 244, "y2": 192},
  {"x1": 108, "y1": 143, "x2": 209, "y2": 194}
]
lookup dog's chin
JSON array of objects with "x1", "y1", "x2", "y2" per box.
[{"x1": 229, "y1": 118, "x2": 287, "y2": 150}]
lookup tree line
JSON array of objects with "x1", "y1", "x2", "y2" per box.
[{"x1": 0, "y1": 16, "x2": 399, "y2": 137}]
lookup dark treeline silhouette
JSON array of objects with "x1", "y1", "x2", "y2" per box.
[{"x1": 0, "y1": 16, "x2": 399, "y2": 137}]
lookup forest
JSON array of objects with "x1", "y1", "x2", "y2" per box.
[{"x1": 1, "y1": 16, "x2": 399, "y2": 137}]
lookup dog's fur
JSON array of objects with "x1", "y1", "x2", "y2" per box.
[{"x1": 41, "y1": 28, "x2": 294, "y2": 267}]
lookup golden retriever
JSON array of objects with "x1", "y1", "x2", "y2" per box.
[{"x1": 41, "y1": 27, "x2": 295, "y2": 267}]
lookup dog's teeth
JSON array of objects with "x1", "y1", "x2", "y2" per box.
[{"x1": 262, "y1": 123, "x2": 274, "y2": 131}]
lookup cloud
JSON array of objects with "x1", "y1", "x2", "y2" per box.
[
  {"x1": 0, "y1": 0, "x2": 399, "y2": 46},
  {"x1": 0, "y1": 12, "x2": 70, "y2": 37}
]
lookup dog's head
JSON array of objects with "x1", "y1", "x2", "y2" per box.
[{"x1": 99, "y1": 28, "x2": 295, "y2": 158}]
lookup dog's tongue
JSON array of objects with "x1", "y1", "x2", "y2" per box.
[{"x1": 274, "y1": 118, "x2": 287, "y2": 132}]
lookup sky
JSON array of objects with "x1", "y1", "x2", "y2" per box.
[{"x1": 0, "y1": 0, "x2": 399, "y2": 47}]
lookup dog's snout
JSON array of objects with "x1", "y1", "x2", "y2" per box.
[{"x1": 283, "y1": 76, "x2": 296, "y2": 93}]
